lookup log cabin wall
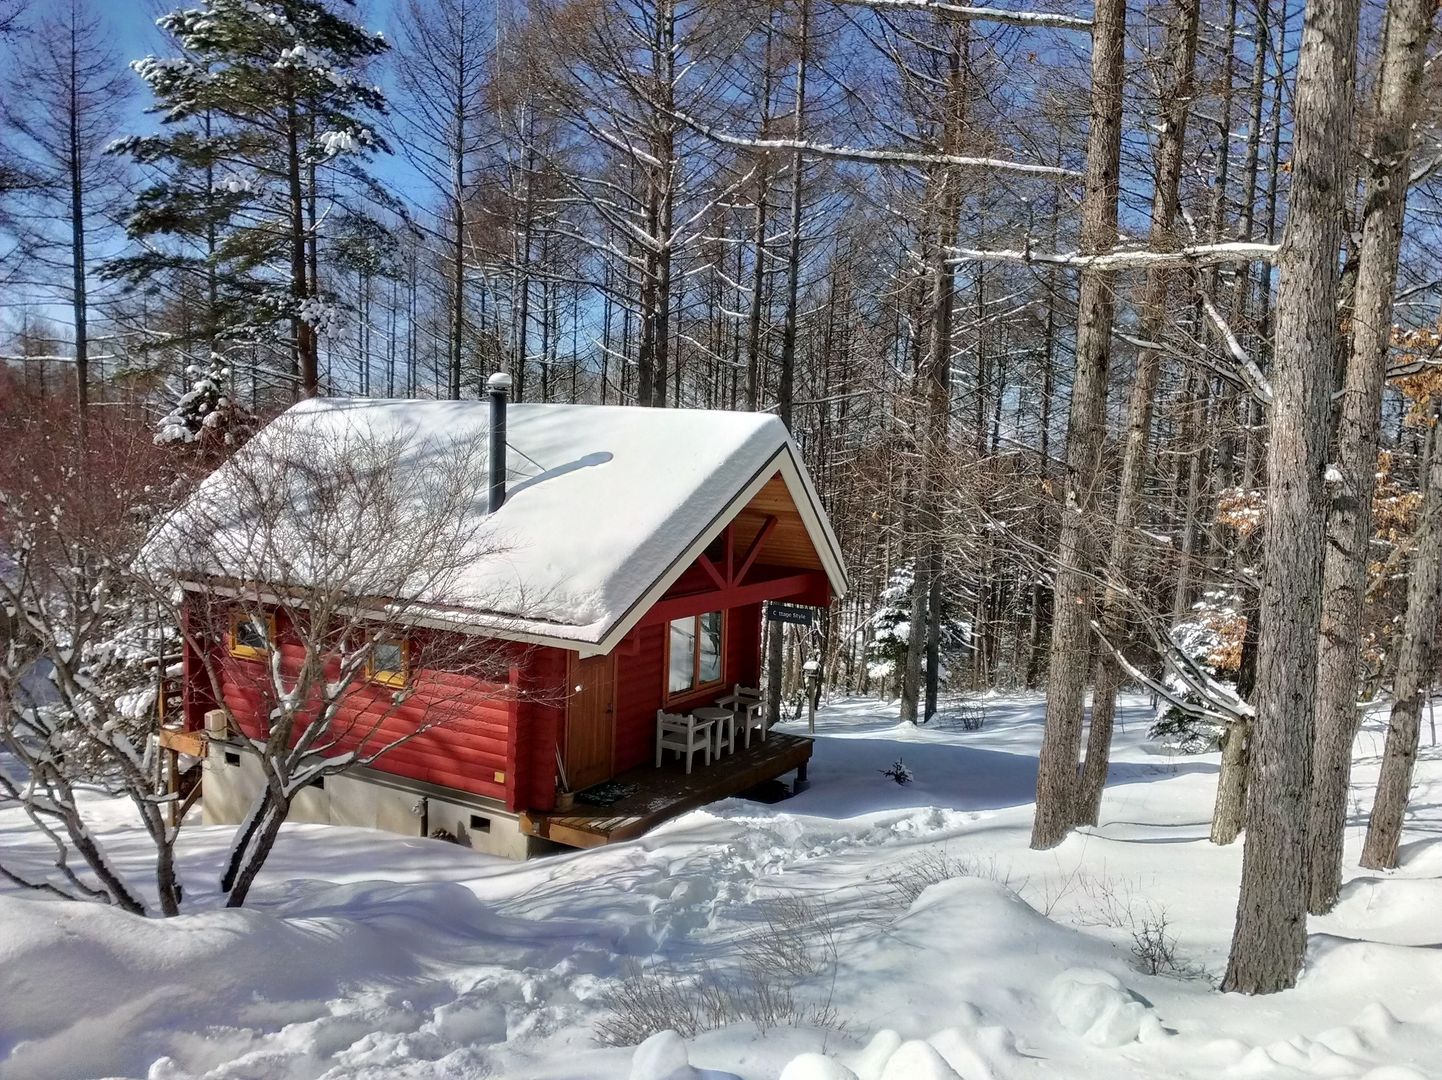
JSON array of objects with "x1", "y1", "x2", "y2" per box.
[{"x1": 206, "y1": 607, "x2": 521, "y2": 805}]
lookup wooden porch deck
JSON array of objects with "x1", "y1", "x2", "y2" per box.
[{"x1": 520, "y1": 733, "x2": 813, "y2": 849}]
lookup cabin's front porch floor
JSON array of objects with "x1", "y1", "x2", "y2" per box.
[{"x1": 519, "y1": 732, "x2": 813, "y2": 849}]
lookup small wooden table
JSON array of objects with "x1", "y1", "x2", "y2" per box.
[{"x1": 693, "y1": 706, "x2": 735, "y2": 758}]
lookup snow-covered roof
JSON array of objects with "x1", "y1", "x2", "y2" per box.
[{"x1": 147, "y1": 398, "x2": 846, "y2": 653}]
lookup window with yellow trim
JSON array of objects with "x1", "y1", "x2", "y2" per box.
[
  {"x1": 666, "y1": 611, "x2": 724, "y2": 699},
  {"x1": 228, "y1": 611, "x2": 274, "y2": 660},
  {"x1": 367, "y1": 636, "x2": 409, "y2": 688}
]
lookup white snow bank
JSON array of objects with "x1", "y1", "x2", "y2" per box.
[
  {"x1": 1048, "y1": 968, "x2": 1162, "y2": 1047},
  {"x1": 629, "y1": 1030, "x2": 741, "y2": 1080}
]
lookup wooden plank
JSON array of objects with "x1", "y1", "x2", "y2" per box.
[
  {"x1": 521, "y1": 734, "x2": 814, "y2": 848},
  {"x1": 158, "y1": 728, "x2": 207, "y2": 757}
]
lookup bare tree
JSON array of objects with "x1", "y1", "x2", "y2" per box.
[
  {"x1": 1360, "y1": 401, "x2": 1442, "y2": 870},
  {"x1": 1030, "y1": 0, "x2": 1126, "y2": 850},
  {"x1": 390, "y1": 0, "x2": 495, "y2": 400},
  {"x1": 1306, "y1": 0, "x2": 1437, "y2": 915},
  {"x1": 147, "y1": 417, "x2": 520, "y2": 906},
  {"x1": 1223, "y1": 0, "x2": 1360, "y2": 995},
  {"x1": 1, "y1": 0, "x2": 131, "y2": 427}
]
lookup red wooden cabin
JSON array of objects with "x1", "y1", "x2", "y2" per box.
[{"x1": 162, "y1": 390, "x2": 848, "y2": 857}]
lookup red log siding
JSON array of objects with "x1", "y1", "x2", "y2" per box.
[
  {"x1": 609, "y1": 601, "x2": 763, "y2": 775},
  {"x1": 208, "y1": 609, "x2": 520, "y2": 803},
  {"x1": 517, "y1": 646, "x2": 568, "y2": 812}
]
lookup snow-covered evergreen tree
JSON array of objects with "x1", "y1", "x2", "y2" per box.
[
  {"x1": 154, "y1": 352, "x2": 256, "y2": 448},
  {"x1": 106, "y1": 0, "x2": 393, "y2": 394},
  {"x1": 865, "y1": 563, "x2": 969, "y2": 695},
  {"x1": 1149, "y1": 589, "x2": 1244, "y2": 753}
]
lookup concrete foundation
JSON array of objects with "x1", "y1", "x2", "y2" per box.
[{"x1": 200, "y1": 740, "x2": 544, "y2": 860}]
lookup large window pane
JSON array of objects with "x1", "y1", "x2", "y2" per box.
[
  {"x1": 698, "y1": 611, "x2": 722, "y2": 684},
  {"x1": 669, "y1": 617, "x2": 696, "y2": 694}
]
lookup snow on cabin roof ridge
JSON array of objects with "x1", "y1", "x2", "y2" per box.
[{"x1": 148, "y1": 397, "x2": 840, "y2": 650}]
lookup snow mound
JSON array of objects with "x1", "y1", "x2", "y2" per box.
[
  {"x1": 1048, "y1": 968, "x2": 1160, "y2": 1048},
  {"x1": 778, "y1": 1053, "x2": 861, "y2": 1080},
  {"x1": 876, "y1": 1040, "x2": 963, "y2": 1080},
  {"x1": 628, "y1": 1030, "x2": 741, "y2": 1080}
]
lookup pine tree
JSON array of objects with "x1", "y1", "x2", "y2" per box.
[
  {"x1": 154, "y1": 352, "x2": 256, "y2": 450},
  {"x1": 107, "y1": 0, "x2": 392, "y2": 397}
]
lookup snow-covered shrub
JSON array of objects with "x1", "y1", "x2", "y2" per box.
[
  {"x1": 880, "y1": 758, "x2": 914, "y2": 785},
  {"x1": 154, "y1": 353, "x2": 255, "y2": 449},
  {"x1": 1148, "y1": 589, "x2": 1242, "y2": 754}
]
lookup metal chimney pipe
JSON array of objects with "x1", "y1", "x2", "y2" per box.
[{"x1": 486, "y1": 371, "x2": 512, "y2": 513}]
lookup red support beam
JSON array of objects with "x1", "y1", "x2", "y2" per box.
[{"x1": 640, "y1": 570, "x2": 828, "y2": 626}]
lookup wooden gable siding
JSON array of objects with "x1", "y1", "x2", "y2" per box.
[{"x1": 210, "y1": 609, "x2": 519, "y2": 803}]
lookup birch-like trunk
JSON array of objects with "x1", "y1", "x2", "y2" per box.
[
  {"x1": 1031, "y1": 0, "x2": 1125, "y2": 849},
  {"x1": 1307, "y1": 0, "x2": 1436, "y2": 914},
  {"x1": 1223, "y1": 0, "x2": 1359, "y2": 994}
]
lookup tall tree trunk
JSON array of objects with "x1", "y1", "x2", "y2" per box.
[
  {"x1": 67, "y1": 20, "x2": 88, "y2": 429},
  {"x1": 287, "y1": 100, "x2": 317, "y2": 398},
  {"x1": 1030, "y1": 0, "x2": 1126, "y2": 850},
  {"x1": 765, "y1": 0, "x2": 807, "y2": 727},
  {"x1": 1078, "y1": 0, "x2": 1200, "y2": 826},
  {"x1": 1361, "y1": 409, "x2": 1442, "y2": 869},
  {"x1": 1307, "y1": 0, "x2": 1435, "y2": 914},
  {"x1": 1223, "y1": 0, "x2": 1359, "y2": 994}
]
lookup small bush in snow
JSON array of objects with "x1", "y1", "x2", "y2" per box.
[
  {"x1": 886, "y1": 849, "x2": 1019, "y2": 906},
  {"x1": 1129, "y1": 911, "x2": 1181, "y2": 976},
  {"x1": 880, "y1": 758, "x2": 913, "y2": 785},
  {"x1": 595, "y1": 891, "x2": 842, "y2": 1046},
  {"x1": 737, "y1": 893, "x2": 838, "y2": 978}
]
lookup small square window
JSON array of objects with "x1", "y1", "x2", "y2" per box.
[
  {"x1": 367, "y1": 636, "x2": 409, "y2": 688},
  {"x1": 469, "y1": 814, "x2": 491, "y2": 833},
  {"x1": 223, "y1": 751, "x2": 240, "y2": 767},
  {"x1": 229, "y1": 611, "x2": 274, "y2": 661}
]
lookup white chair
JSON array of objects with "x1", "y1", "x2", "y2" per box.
[
  {"x1": 719, "y1": 684, "x2": 766, "y2": 747},
  {"x1": 655, "y1": 710, "x2": 714, "y2": 774}
]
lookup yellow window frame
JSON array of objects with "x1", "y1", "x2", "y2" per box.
[
  {"x1": 367, "y1": 636, "x2": 410, "y2": 689},
  {"x1": 228, "y1": 610, "x2": 275, "y2": 661}
]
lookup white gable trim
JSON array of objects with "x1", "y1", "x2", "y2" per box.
[{"x1": 587, "y1": 442, "x2": 848, "y2": 658}]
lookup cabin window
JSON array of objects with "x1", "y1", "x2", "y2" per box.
[
  {"x1": 228, "y1": 611, "x2": 274, "y2": 661},
  {"x1": 367, "y1": 636, "x2": 409, "y2": 688},
  {"x1": 667, "y1": 611, "x2": 724, "y2": 697}
]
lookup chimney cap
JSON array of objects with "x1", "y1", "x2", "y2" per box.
[{"x1": 486, "y1": 371, "x2": 513, "y2": 393}]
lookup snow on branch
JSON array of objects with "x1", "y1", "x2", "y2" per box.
[
  {"x1": 945, "y1": 239, "x2": 1279, "y2": 271},
  {"x1": 672, "y1": 109, "x2": 1080, "y2": 180},
  {"x1": 839, "y1": 0, "x2": 1093, "y2": 31},
  {"x1": 1199, "y1": 291, "x2": 1274, "y2": 405}
]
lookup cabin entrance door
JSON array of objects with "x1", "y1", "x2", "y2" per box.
[{"x1": 564, "y1": 653, "x2": 615, "y2": 792}]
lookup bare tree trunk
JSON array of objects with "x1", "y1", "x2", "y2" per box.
[
  {"x1": 1031, "y1": 0, "x2": 1125, "y2": 850},
  {"x1": 1223, "y1": 0, "x2": 1359, "y2": 994},
  {"x1": 287, "y1": 100, "x2": 317, "y2": 398},
  {"x1": 764, "y1": 0, "x2": 807, "y2": 727},
  {"x1": 1307, "y1": 0, "x2": 1435, "y2": 914},
  {"x1": 1361, "y1": 408, "x2": 1442, "y2": 869},
  {"x1": 1078, "y1": 0, "x2": 1200, "y2": 826}
]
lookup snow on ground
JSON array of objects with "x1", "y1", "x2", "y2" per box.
[{"x1": 3, "y1": 694, "x2": 1441, "y2": 1080}]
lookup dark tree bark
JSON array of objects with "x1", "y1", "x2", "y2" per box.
[
  {"x1": 1307, "y1": 0, "x2": 1436, "y2": 914},
  {"x1": 1031, "y1": 0, "x2": 1126, "y2": 849},
  {"x1": 1078, "y1": 0, "x2": 1201, "y2": 826},
  {"x1": 1224, "y1": 0, "x2": 1360, "y2": 994},
  {"x1": 1361, "y1": 407, "x2": 1442, "y2": 870}
]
